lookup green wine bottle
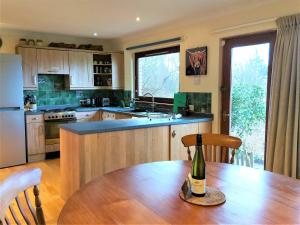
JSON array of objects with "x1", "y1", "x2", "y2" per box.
[{"x1": 191, "y1": 134, "x2": 206, "y2": 197}]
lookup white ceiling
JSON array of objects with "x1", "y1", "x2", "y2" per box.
[{"x1": 0, "y1": 0, "x2": 274, "y2": 39}]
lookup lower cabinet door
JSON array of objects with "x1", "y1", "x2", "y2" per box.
[
  {"x1": 170, "y1": 123, "x2": 199, "y2": 160},
  {"x1": 26, "y1": 122, "x2": 45, "y2": 155}
]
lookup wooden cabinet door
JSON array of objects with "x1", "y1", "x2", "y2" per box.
[
  {"x1": 115, "y1": 113, "x2": 132, "y2": 119},
  {"x1": 198, "y1": 121, "x2": 212, "y2": 134},
  {"x1": 37, "y1": 49, "x2": 69, "y2": 74},
  {"x1": 76, "y1": 111, "x2": 99, "y2": 122},
  {"x1": 26, "y1": 122, "x2": 45, "y2": 155},
  {"x1": 69, "y1": 51, "x2": 93, "y2": 89},
  {"x1": 17, "y1": 47, "x2": 38, "y2": 90},
  {"x1": 170, "y1": 123, "x2": 199, "y2": 160},
  {"x1": 111, "y1": 53, "x2": 124, "y2": 89}
]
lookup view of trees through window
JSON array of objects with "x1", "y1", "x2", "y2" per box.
[
  {"x1": 230, "y1": 43, "x2": 270, "y2": 169},
  {"x1": 138, "y1": 52, "x2": 179, "y2": 98}
]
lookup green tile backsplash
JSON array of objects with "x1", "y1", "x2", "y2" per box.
[
  {"x1": 24, "y1": 75, "x2": 131, "y2": 106},
  {"x1": 24, "y1": 75, "x2": 211, "y2": 112},
  {"x1": 135, "y1": 92, "x2": 211, "y2": 113},
  {"x1": 184, "y1": 92, "x2": 211, "y2": 113}
]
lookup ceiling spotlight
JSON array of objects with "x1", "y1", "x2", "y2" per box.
[
  {"x1": 93, "y1": 32, "x2": 98, "y2": 36},
  {"x1": 136, "y1": 17, "x2": 140, "y2": 22}
]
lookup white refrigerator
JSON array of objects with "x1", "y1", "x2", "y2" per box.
[{"x1": 0, "y1": 54, "x2": 26, "y2": 168}]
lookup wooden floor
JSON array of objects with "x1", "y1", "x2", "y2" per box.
[{"x1": 0, "y1": 159, "x2": 64, "y2": 225}]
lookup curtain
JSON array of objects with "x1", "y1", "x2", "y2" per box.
[{"x1": 266, "y1": 14, "x2": 300, "y2": 179}]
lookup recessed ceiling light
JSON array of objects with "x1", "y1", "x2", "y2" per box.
[
  {"x1": 93, "y1": 32, "x2": 98, "y2": 37},
  {"x1": 136, "y1": 17, "x2": 140, "y2": 22}
]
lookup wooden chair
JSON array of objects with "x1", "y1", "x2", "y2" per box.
[
  {"x1": 181, "y1": 133, "x2": 242, "y2": 164},
  {"x1": 0, "y1": 168, "x2": 45, "y2": 225}
]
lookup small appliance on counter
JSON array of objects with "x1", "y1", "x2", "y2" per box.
[
  {"x1": 79, "y1": 97, "x2": 110, "y2": 107},
  {"x1": 80, "y1": 98, "x2": 95, "y2": 107},
  {"x1": 96, "y1": 97, "x2": 110, "y2": 107},
  {"x1": 24, "y1": 95, "x2": 37, "y2": 111}
]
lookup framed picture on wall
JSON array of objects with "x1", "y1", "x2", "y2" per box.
[{"x1": 186, "y1": 46, "x2": 207, "y2": 75}]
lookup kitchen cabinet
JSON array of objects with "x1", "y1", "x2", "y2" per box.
[
  {"x1": 37, "y1": 49, "x2": 69, "y2": 74},
  {"x1": 17, "y1": 47, "x2": 38, "y2": 90},
  {"x1": 26, "y1": 114, "x2": 45, "y2": 162},
  {"x1": 69, "y1": 51, "x2": 94, "y2": 89},
  {"x1": 111, "y1": 53, "x2": 124, "y2": 89},
  {"x1": 61, "y1": 125, "x2": 169, "y2": 199},
  {"x1": 76, "y1": 111, "x2": 100, "y2": 122},
  {"x1": 115, "y1": 113, "x2": 132, "y2": 119},
  {"x1": 93, "y1": 53, "x2": 124, "y2": 89},
  {"x1": 170, "y1": 121, "x2": 212, "y2": 160}
]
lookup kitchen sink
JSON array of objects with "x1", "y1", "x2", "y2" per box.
[{"x1": 134, "y1": 112, "x2": 172, "y2": 119}]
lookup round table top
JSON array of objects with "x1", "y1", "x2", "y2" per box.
[{"x1": 58, "y1": 161, "x2": 300, "y2": 224}]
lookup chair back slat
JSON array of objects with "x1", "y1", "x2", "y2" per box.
[
  {"x1": 221, "y1": 146, "x2": 227, "y2": 162},
  {"x1": 15, "y1": 196, "x2": 31, "y2": 225},
  {"x1": 3, "y1": 217, "x2": 11, "y2": 225},
  {"x1": 230, "y1": 148, "x2": 236, "y2": 164},
  {"x1": 0, "y1": 168, "x2": 45, "y2": 225},
  {"x1": 4, "y1": 217, "x2": 10, "y2": 225},
  {"x1": 24, "y1": 190, "x2": 39, "y2": 225},
  {"x1": 187, "y1": 147, "x2": 192, "y2": 161},
  {"x1": 203, "y1": 145, "x2": 208, "y2": 161},
  {"x1": 8, "y1": 205, "x2": 21, "y2": 225},
  {"x1": 211, "y1": 145, "x2": 216, "y2": 162},
  {"x1": 181, "y1": 133, "x2": 242, "y2": 163}
]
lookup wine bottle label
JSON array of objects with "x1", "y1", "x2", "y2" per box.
[{"x1": 191, "y1": 178, "x2": 206, "y2": 194}]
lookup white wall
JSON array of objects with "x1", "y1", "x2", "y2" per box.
[
  {"x1": 0, "y1": 28, "x2": 114, "y2": 53},
  {"x1": 116, "y1": 0, "x2": 300, "y2": 133}
]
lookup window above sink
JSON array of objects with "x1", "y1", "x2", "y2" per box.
[{"x1": 135, "y1": 46, "x2": 180, "y2": 104}]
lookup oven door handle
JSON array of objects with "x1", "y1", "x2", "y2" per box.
[{"x1": 45, "y1": 119, "x2": 77, "y2": 122}]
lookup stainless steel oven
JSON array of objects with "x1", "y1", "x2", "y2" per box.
[{"x1": 44, "y1": 111, "x2": 76, "y2": 153}]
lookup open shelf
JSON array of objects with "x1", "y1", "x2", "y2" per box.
[
  {"x1": 93, "y1": 73, "x2": 112, "y2": 75},
  {"x1": 93, "y1": 64, "x2": 112, "y2": 66},
  {"x1": 93, "y1": 53, "x2": 112, "y2": 87}
]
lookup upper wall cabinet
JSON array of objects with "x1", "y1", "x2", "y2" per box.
[
  {"x1": 16, "y1": 46, "x2": 124, "y2": 90},
  {"x1": 17, "y1": 47, "x2": 38, "y2": 90},
  {"x1": 111, "y1": 53, "x2": 124, "y2": 89},
  {"x1": 37, "y1": 49, "x2": 69, "y2": 74},
  {"x1": 68, "y1": 51, "x2": 94, "y2": 89}
]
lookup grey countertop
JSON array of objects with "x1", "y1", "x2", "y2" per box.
[
  {"x1": 60, "y1": 116, "x2": 213, "y2": 135},
  {"x1": 25, "y1": 110, "x2": 44, "y2": 115},
  {"x1": 25, "y1": 106, "x2": 134, "y2": 115}
]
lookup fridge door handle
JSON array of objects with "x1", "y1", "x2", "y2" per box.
[
  {"x1": 0, "y1": 107, "x2": 21, "y2": 111},
  {"x1": 32, "y1": 75, "x2": 37, "y2": 85}
]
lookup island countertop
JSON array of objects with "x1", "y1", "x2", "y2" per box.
[{"x1": 60, "y1": 116, "x2": 213, "y2": 135}]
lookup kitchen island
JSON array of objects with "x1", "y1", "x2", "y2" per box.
[{"x1": 60, "y1": 116, "x2": 212, "y2": 199}]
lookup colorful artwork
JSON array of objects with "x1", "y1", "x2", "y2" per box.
[{"x1": 186, "y1": 46, "x2": 207, "y2": 75}]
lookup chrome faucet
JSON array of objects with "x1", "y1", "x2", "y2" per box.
[{"x1": 143, "y1": 92, "x2": 155, "y2": 112}]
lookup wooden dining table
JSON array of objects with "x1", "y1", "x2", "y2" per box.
[{"x1": 58, "y1": 161, "x2": 300, "y2": 224}]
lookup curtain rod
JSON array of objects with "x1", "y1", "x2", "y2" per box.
[
  {"x1": 211, "y1": 17, "x2": 276, "y2": 34},
  {"x1": 126, "y1": 37, "x2": 181, "y2": 51}
]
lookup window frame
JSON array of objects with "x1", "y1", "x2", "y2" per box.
[{"x1": 134, "y1": 45, "x2": 180, "y2": 104}]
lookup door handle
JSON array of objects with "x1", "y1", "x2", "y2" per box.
[
  {"x1": 222, "y1": 112, "x2": 230, "y2": 122},
  {"x1": 172, "y1": 130, "x2": 176, "y2": 138}
]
